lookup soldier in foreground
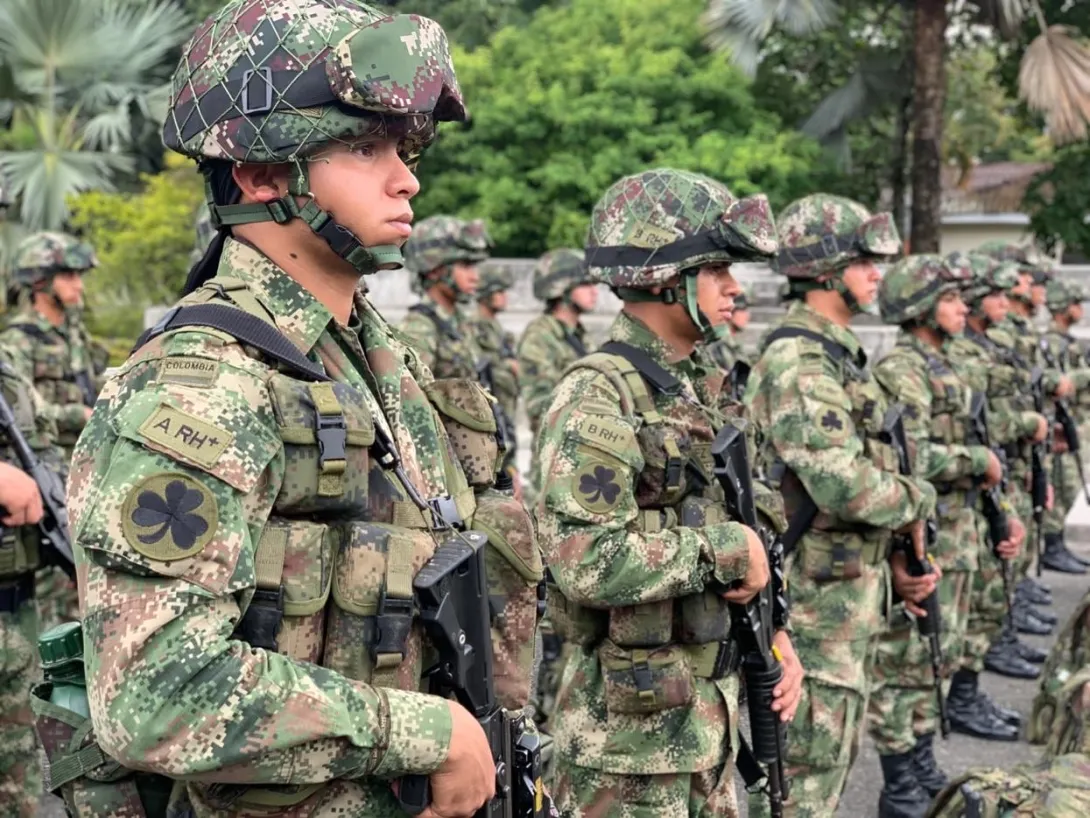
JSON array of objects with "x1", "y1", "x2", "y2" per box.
[
  {"x1": 61, "y1": 2, "x2": 543, "y2": 816},
  {"x1": 399, "y1": 215, "x2": 490, "y2": 380},
  {"x1": 536, "y1": 168, "x2": 803, "y2": 817},
  {"x1": 745, "y1": 194, "x2": 937, "y2": 818},
  {"x1": 868, "y1": 255, "x2": 1009, "y2": 816}
]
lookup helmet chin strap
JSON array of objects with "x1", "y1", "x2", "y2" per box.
[
  {"x1": 681, "y1": 271, "x2": 719, "y2": 344},
  {"x1": 207, "y1": 164, "x2": 403, "y2": 275},
  {"x1": 832, "y1": 275, "x2": 867, "y2": 315}
]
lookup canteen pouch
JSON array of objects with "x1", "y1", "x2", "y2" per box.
[
  {"x1": 598, "y1": 639, "x2": 694, "y2": 715},
  {"x1": 424, "y1": 378, "x2": 502, "y2": 488},
  {"x1": 607, "y1": 602, "x2": 673, "y2": 648}
]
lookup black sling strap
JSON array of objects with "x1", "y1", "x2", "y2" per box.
[
  {"x1": 565, "y1": 329, "x2": 587, "y2": 358},
  {"x1": 598, "y1": 341, "x2": 682, "y2": 395},
  {"x1": 408, "y1": 302, "x2": 464, "y2": 342},
  {"x1": 6, "y1": 322, "x2": 52, "y2": 345}
]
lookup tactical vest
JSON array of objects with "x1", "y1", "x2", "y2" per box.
[
  {"x1": 761, "y1": 328, "x2": 899, "y2": 582},
  {"x1": 33, "y1": 282, "x2": 542, "y2": 816},
  {"x1": 407, "y1": 302, "x2": 481, "y2": 380},
  {"x1": 976, "y1": 328, "x2": 1035, "y2": 465},
  {"x1": 1030, "y1": 589, "x2": 1090, "y2": 745}
]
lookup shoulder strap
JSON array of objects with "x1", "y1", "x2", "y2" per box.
[
  {"x1": 5, "y1": 322, "x2": 52, "y2": 345},
  {"x1": 764, "y1": 326, "x2": 849, "y2": 364},
  {"x1": 565, "y1": 329, "x2": 588, "y2": 358},
  {"x1": 134, "y1": 304, "x2": 331, "y2": 383},
  {"x1": 598, "y1": 341, "x2": 682, "y2": 395},
  {"x1": 408, "y1": 302, "x2": 462, "y2": 341}
]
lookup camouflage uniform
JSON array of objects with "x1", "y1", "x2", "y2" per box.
[
  {"x1": 55, "y1": 4, "x2": 542, "y2": 816},
  {"x1": 536, "y1": 169, "x2": 780, "y2": 818},
  {"x1": 867, "y1": 255, "x2": 991, "y2": 802},
  {"x1": 472, "y1": 266, "x2": 520, "y2": 479},
  {"x1": 399, "y1": 215, "x2": 491, "y2": 380},
  {"x1": 745, "y1": 195, "x2": 934, "y2": 818},
  {"x1": 189, "y1": 201, "x2": 216, "y2": 267},
  {"x1": 1029, "y1": 588, "x2": 1090, "y2": 744},
  {"x1": 928, "y1": 754, "x2": 1090, "y2": 817}
]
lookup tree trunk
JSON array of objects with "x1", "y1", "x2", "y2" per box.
[
  {"x1": 891, "y1": 84, "x2": 912, "y2": 241},
  {"x1": 909, "y1": 0, "x2": 947, "y2": 253}
]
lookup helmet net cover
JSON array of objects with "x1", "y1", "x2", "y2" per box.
[
  {"x1": 878, "y1": 253, "x2": 964, "y2": 326},
  {"x1": 403, "y1": 216, "x2": 492, "y2": 276},
  {"x1": 477, "y1": 264, "x2": 514, "y2": 300},
  {"x1": 14, "y1": 232, "x2": 98, "y2": 288},
  {"x1": 532, "y1": 248, "x2": 589, "y2": 301}
]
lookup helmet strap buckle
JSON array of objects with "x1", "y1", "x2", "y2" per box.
[{"x1": 240, "y1": 68, "x2": 274, "y2": 116}]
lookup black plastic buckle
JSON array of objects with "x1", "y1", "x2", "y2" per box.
[
  {"x1": 536, "y1": 577, "x2": 547, "y2": 620},
  {"x1": 316, "y1": 412, "x2": 347, "y2": 469},
  {"x1": 665, "y1": 456, "x2": 684, "y2": 491},
  {"x1": 711, "y1": 640, "x2": 740, "y2": 679},
  {"x1": 370, "y1": 592, "x2": 414, "y2": 664},
  {"x1": 427, "y1": 495, "x2": 463, "y2": 530},
  {"x1": 233, "y1": 586, "x2": 284, "y2": 651},
  {"x1": 314, "y1": 216, "x2": 362, "y2": 256},
  {"x1": 240, "y1": 67, "x2": 274, "y2": 115},
  {"x1": 632, "y1": 659, "x2": 655, "y2": 694},
  {"x1": 820, "y1": 234, "x2": 840, "y2": 256}
]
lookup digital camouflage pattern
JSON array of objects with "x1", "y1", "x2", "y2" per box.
[
  {"x1": 533, "y1": 248, "x2": 589, "y2": 302},
  {"x1": 402, "y1": 216, "x2": 492, "y2": 276},
  {"x1": 399, "y1": 295, "x2": 483, "y2": 380},
  {"x1": 1029, "y1": 588, "x2": 1090, "y2": 744},
  {"x1": 536, "y1": 311, "x2": 749, "y2": 803},
  {"x1": 584, "y1": 168, "x2": 777, "y2": 289},
  {"x1": 877, "y1": 254, "x2": 968, "y2": 327},
  {"x1": 11, "y1": 232, "x2": 97, "y2": 291},
  {"x1": 703, "y1": 331, "x2": 745, "y2": 374},
  {"x1": 471, "y1": 301, "x2": 519, "y2": 477},
  {"x1": 745, "y1": 299, "x2": 934, "y2": 818},
  {"x1": 555, "y1": 762, "x2": 740, "y2": 818},
  {"x1": 772, "y1": 194, "x2": 900, "y2": 280},
  {"x1": 477, "y1": 264, "x2": 514, "y2": 300},
  {"x1": 67, "y1": 236, "x2": 541, "y2": 816},
  {"x1": 189, "y1": 201, "x2": 216, "y2": 267},
  {"x1": 928, "y1": 754, "x2": 1090, "y2": 818},
  {"x1": 162, "y1": 0, "x2": 467, "y2": 164}
]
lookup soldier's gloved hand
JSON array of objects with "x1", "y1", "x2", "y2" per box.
[
  {"x1": 889, "y1": 549, "x2": 941, "y2": 619},
  {"x1": 1054, "y1": 375, "x2": 1075, "y2": 399},
  {"x1": 423, "y1": 701, "x2": 496, "y2": 818},
  {"x1": 1030, "y1": 414, "x2": 1049, "y2": 443},
  {"x1": 771, "y1": 630, "x2": 804, "y2": 723},
  {"x1": 0, "y1": 463, "x2": 43, "y2": 526},
  {"x1": 981, "y1": 450, "x2": 1003, "y2": 489},
  {"x1": 719, "y1": 526, "x2": 769, "y2": 604}
]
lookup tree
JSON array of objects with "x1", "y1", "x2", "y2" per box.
[
  {"x1": 381, "y1": 0, "x2": 564, "y2": 49},
  {"x1": 0, "y1": 0, "x2": 190, "y2": 231},
  {"x1": 414, "y1": 0, "x2": 834, "y2": 256},
  {"x1": 1024, "y1": 143, "x2": 1090, "y2": 257}
]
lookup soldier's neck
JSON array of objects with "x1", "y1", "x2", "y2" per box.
[
  {"x1": 478, "y1": 303, "x2": 498, "y2": 320},
  {"x1": 427, "y1": 285, "x2": 456, "y2": 313},
  {"x1": 1054, "y1": 314, "x2": 1072, "y2": 332},
  {"x1": 909, "y1": 325, "x2": 943, "y2": 350},
  {"x1": 967, "y1": 315, "x2": 988, "y2": 334},
  {"x1": 551, "y1": 302, "x2": 580, "y2": 328},
  {"x1": 1010, "y1": 302, "x2": 1031, "y2": 319},
  {"x1": 33, "y1": 296, "x2": 64, "y2": 328},
  {"x1": 622, "y1": 303, "x2": 695, "y2": 361},
  {"x1": 804, "y1": 290, "x2": 852, "y2": 328}
]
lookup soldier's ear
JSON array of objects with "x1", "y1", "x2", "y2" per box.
[{"x1": 232, "y1": 163, "x2": 290, "y2": 204}]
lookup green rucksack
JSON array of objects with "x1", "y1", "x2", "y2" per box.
[
  {"x1": 1029, "y1": 589, "x2": 1090, "y2": 744},
  {"x1": 927, "y1": 753, "x2": 1090, "y2": 817}
]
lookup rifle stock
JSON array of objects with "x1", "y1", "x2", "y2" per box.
[
  {"x1": 1054, "y1": 399, "x2": 1090, "y2": 504},
  {"x1": 967, "y1": 393, "x2": 1014, "y2": 617}
]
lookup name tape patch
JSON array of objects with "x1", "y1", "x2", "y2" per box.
[
  {"x1": 158, "y1": 357, "x2": 218, "y2": 386},
  {"x1": 138, "y1": 404, "x2": 234, "y2": 470}
]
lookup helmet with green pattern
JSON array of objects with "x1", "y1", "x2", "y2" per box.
[
  {"x1": 163, "y1": 0, "x2": 466, "y2": 289},
  {"x1": 476, "y1": 264, "x2": 514, "y2": 306},
  {"x1": 1046, "y1": 278, "x2": 1084, "y2": 314},
  {"x1": 584, "y1": 168, "x2": 777, "y2": 342},
  {"x1": 879, "y1": 254, "x2": 970, "y2": 334},
  {"x1": 403, "y1": 215, "x2": 491, "y2": 301},
  {"x1": 773, "y1": 193, "x2": 901, "y2": 314}
]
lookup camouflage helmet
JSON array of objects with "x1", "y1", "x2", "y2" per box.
[
  {"x1": 585, "y1": 168, "x2": 777, "y2": 291},
  {"x1": 879, "y1": 254, "x2": 967, "y2": 326},
  {"x1": 477, "y1": 264, "x2": 513, "y2": 300},
  {"x1": 1046, "y1": 278, "x2": 1084, "y2": 313},
  {"x1": 532, "y1": 248, "x2": 589, "y2": 301},
  {"x1": 958, "y1": 253, "x2": 1020, "y2": 305},
  {"x1": 163, "y1": 0, "x2": 466, "y2": 165},
  {"x1": 403, "y1": 216, "x2": 492, "y2": 276},
  {"x1": 773, "y1": 194, "x2": 901, "y2": 280},
  {"x1": 12, "y1": 232, "x2": 98, "y2": 290}
]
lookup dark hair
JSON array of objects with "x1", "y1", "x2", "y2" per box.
[{"x1": 183, "y1": 161, "x2": 240, "y2": 295}]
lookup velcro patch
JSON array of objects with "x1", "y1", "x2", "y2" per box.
[
  {"x1": 573, "y1": 459, "x2": 626, "y2": 515},
  {"x1": 122, "y1": 473, "x2": 218, "y2": 562},
  {"x1": 158, "y1": 356, "x2": 218, "y2": 386},
  {"x1": 573, "y1": 414, "x2": 636, "y2": 460},
  {"x1": 138, "y1": 404, "x2": 234, "y2": 470}
]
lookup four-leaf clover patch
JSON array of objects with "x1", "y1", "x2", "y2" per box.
[
  {"x1": 121, "y1": 473, "x2": 218, "y2": 562},
  {"x1": 573, "y1": 461, "x2": 625, "y2": 515}
]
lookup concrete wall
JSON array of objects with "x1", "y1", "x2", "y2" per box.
[{"x1": 938, "y1": 223, "x2": 1035, "y2": 256}]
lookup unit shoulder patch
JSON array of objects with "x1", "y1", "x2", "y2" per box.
[{"x1": 121, "y1": 473, "x2": 219, "y2": 562}]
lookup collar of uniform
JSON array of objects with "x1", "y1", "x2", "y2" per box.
[
  {"x1": 607, "y1": 311, "x2": 710, "y2": 381},
  {"x1": 216, "y1": 238, "x2": 335, "y2": 355},
  {"x1": 420, "y1": 293, "x2": 459, "y2": 322},
  {"x1": 782, "y1": 300, "x2": 864, "y2": 361},
  {"x1": 1047, "y1": 319, "x2": 1073, "y2": 339},
  {"x1": 11, "y1": 308, "x2": 63, "y2": 339}
]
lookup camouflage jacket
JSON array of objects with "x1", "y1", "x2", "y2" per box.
[
  {"x1": 517, "y1": 313, "x2": 588, "y2": 439},
  {"x1": 471, "y1": 314, "x2": 518, "y2": 419},
  {"x1": 930, "y1": 754, "x2": 1090, "y2": 818},
  {"x1": 1030, "y1": 588, "x2": 1090, "y2": 745},
  {"x1": 703, "y1": 332, "x2": 746, "y2": 374},
  {"x1": 1040, "y1": 320, "x2": 1090, "y2": 416},
  {"x1": 873, "y1": 332, "x2": 991, "y2": 571},
  {"x1": 1007, "y1": 314, "x2": 1065, "y2": 395},
  {"x1": 69, "y1": 239, "x2": 541, "y2": 815},
  {"x1": 0, "y1": 309, "x2": 103, "y2": 449},
  {"x1": 535, "y1": 312, "x2": 750, "y2": 775},
  {"x1": 398, "y1": 294, "x2": 481, "y2": 380},
  {"x1": 983, "y1": 322, "x2": 1048, "y2": 480}
]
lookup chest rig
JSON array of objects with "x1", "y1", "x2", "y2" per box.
[{"x1": 409, "y1": 302, "x2": 481, "y2": 380}]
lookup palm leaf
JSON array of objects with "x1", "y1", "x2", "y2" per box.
[
  {"x1": 1019, "y1": 25, "x2": 1090, "y2": 144},
  {"x1": 702, "y1": 0, "x2": 839, "y2": 75},
  {"x1": 972, "y1": 0, "x2": 1027, "y2": 39}
]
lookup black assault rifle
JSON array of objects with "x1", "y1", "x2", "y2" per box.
[
  {"x1": 475, "y1": 359, "x2": 516, "y2": 489},
  {"x1": 728, "y1": 359, "x2": 751, "y2": 404},
  {"x1": 1030, "y1": 368, "x2": 1049, "y2": 578},
  {"x1": 0, "y1": 384, "x2": 75, "y2": 578},
  {"x1": 967, "y1": 393, "x2": 1014, "y2": 618},
  {"x1": 711, "y1": 424, "x2": 788, "y2": 818},
  {"x1": 398, "y1": 531, "x2": 549, "y2": 818},
  {"x1": 880, "y1": 406, "x2": 949, "y2": 738}
]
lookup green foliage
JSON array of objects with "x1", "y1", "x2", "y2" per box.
[
  {"x1": 68, "y1": 154, "x2": 203, "y2": 341},
  {"x1": 381, "y1": 0, "x2": 563, "y2": 50},
  {"x1": 1025, "y1": 144, "x2": 1090, "y2": 257},
  {"x1": 413, "y1": 0, "x2": 832, "y2": 255}
]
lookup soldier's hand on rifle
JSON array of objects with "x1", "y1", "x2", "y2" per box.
[
  {"x1": 1054, "y1": 375, "x2": 1075, "y2": 399},
  {"x1": 423, "y1": 701, "x2": 497, "y2": 818},
  {"x1": 1053, "y1": 423, "x2": 1069, "y2": 454},
  {"x1": 719, "y1": 526, "x2": 770, "y2": 604},
  {"x1": 897, "y1": 519, "x2": 927, "y2": 562},
  {"x1": 1046, "y1": 483, "x2": 1054, "y2": 512},
  {"x1": 1030, "y1": 413, "x2": 1049, "y2": 443},
  {"x1": 771, "y1": 630, "x2": 804, "y2": 723},
  {"x1": 981, "y1": 450, "x2": 1003, "y2": 489},
  {"x1": 0, "y1": 463, "x2": 43, "y2": 526},
  {"x1": 1006, "y1": 516, "x2": 1026, "y2": 552},
  {"x1": 889, "y1": 549, "x2": 941, "y2": 618}
]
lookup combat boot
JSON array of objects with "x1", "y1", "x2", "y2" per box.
[
  {"x1": 1041, "y1": 534, "x2": 1087, "y2": 574},
  {"x1": 1059, "y1": 532, "x2": 1090, "y2": 567},
  {"x1": 1014, "y1": 596, "x2": 1058, "y2": 626},
  {"x1": 877, "y1": 752, "x2": 930, "y2": 818},
  {"x1": 975, "y1": 689, "x2": 1023, "y2": 729},
  {"x1": 984, "y1": 635, "x2": 1040, "y2": 679},
  {"x1": 1011, "y1": 602, "x2": 1053, "y2": 636},
  {"x1": 909, "y1": 733, "x2": 948, "y2": 798},
  {"x1": 1018, "y1": 576, "x2": 1052, "y2": 600},
  {"x1": 1011, "y1": 636, "x2": 1048, "y2": 664},
  {"x1": 947, "y1": 669, "x2": 1018, "y2": 741},
  {"x1": 1015, "y1": 580, "x2": 1052, "y2": 607}
]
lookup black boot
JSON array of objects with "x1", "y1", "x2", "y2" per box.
[
  {"x1": 1011, "y1": 636, "x2": 1048, "y2": 664},
  {"x1": 1015, "y1": 581, "x2": 1052, "y2": 607},
  {"x1": 1015, "y1": 597, "x2": 1058, "y2": 627},
  {"x1": 910, "y1": 733, "x2": 948, "y2": 798},
  {"x1": 1041, "y1": 534, "x2": 1087, "y2": 575},
  {"x1": 1012, "y1": 603, "x2": 1054, "y2": 636},
  {"x1": 975, "y1": 689, "x2": 1023, "y2": 729},
  {"x1": 984, "y1": 634, "x2": 1041, "y2": 679},
  {"x1": 947, "y1": 669, "x2": 1019, "y2": 741},
  {"x1": 1019, "y1": 576, "x2": 1052, "y2": 598},
  {"x1": 878, "y1": 752, "x2": 931, "y2": 818},
  {"x1": 1059, "y1": 532, "x2": 1090, "y2": 567}
]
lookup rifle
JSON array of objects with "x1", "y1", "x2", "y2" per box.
[
  {"x1": 73, "y1": 370, "x2": 97, "y2": 408},
  {"x1": 0, "y1": 384, "x2": 75, "y2": 579},
  {"x1": 879, "y1": 406, "x2": 949, "y2": 738},
  {"x1": 1030, "y1": 368, "x2": 1049, "y2": 578},
  {"x1": 711, "y1": 424, "x2": 788, "y2": 818},
  {"x1": 728, "y1": 359, "x2": 751, "y2": 404},
  {"x1": 475, "y1": 359, "x2": 516, "y2": 488},
  {"x1": 1053, "y1": 399, "x2": 1090, "y2": 505},
  {"x1": 398, "y1": 531, "x2": 549, "y2": 818},
  {"x1": 967, "y1": 393, "x2": 1014, "y2": 618}
]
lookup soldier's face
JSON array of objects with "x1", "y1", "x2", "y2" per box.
[
  {"x1": 840, "y1": 260, "x2": 881, "y2": 306},
  {"x1": 982, "y1": 291, "x2": 1009, "y2": 323},
  {"x1": 1031, "y1": 284, "x2": 1046, "y2": 307},
  {"x1": 569, "y1": 283, "x2": 599, "y2": 312},
  {"x1": 488, "y1": 291, "x2": 508, "y2": 311},
  {"x1": 694, "y1": 263, "x2": 740, "y2": 327},
  {"x1": 934, "y1": 291, "x2": 967, "y2": 335},
  {"x1": 1011, "y1": 273, "x2": 1032, "y2": 300},
  {"x1": 306, "y1": 138, "x2": 419, "y2": 247},
  {"x1": 50, "y1": 272, "x2": 84, "y2": 307},
  {"x1": 1070, "y1": 303, "x2": 1084, "y2": 323},
  {"x1": 451, "y1": 262, "x2": 480, "y2": 295},
  {"x1": 730, "y1": 308, "x2": 751, "y2": 331}
]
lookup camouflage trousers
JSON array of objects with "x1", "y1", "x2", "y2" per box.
[
  {"x1": 961, "y1": 533, "x2": 1010, "y2": 674},
  {"x1": 867, "y1": 570, "x2": 972, "y2": 754},
  {"x1": 0, "y1": 595, "x2": 41, "y2": 818},
  {"x1": 553, "y1": 759, "x2": 738, "y2": 818},
  {"x1": 34, "y1": 566, "x2": 79, "y2": 633},
  {"x1": 1044, "y1": 452, "x2": 1081, "y2": 538}
]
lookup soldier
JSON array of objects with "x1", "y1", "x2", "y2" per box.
[
  {"x1": 868, "y1": 255, "x2": 1011, "y2": 815},
  {"x1": 399, "y1": 215, "x2": 489, "y2": 379},
  {"x1": 704, "y1": 285, "x2": 751, "y2": 371},
  {"x1": 472, "y1": 265, "x2": 521, "y2": 492},
  {"x1": 1029, "y1": 587, "x2": 1090, "y2": 745},
  {"x1": 63, "y1": 2, "x2": 543, "y2": 815},
  {"x1": 745, "y1": 194, "x2": 937, "y2": 818},
  {"x1": 535, "y1": 168, "x2": 803, "y2": 818}
]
